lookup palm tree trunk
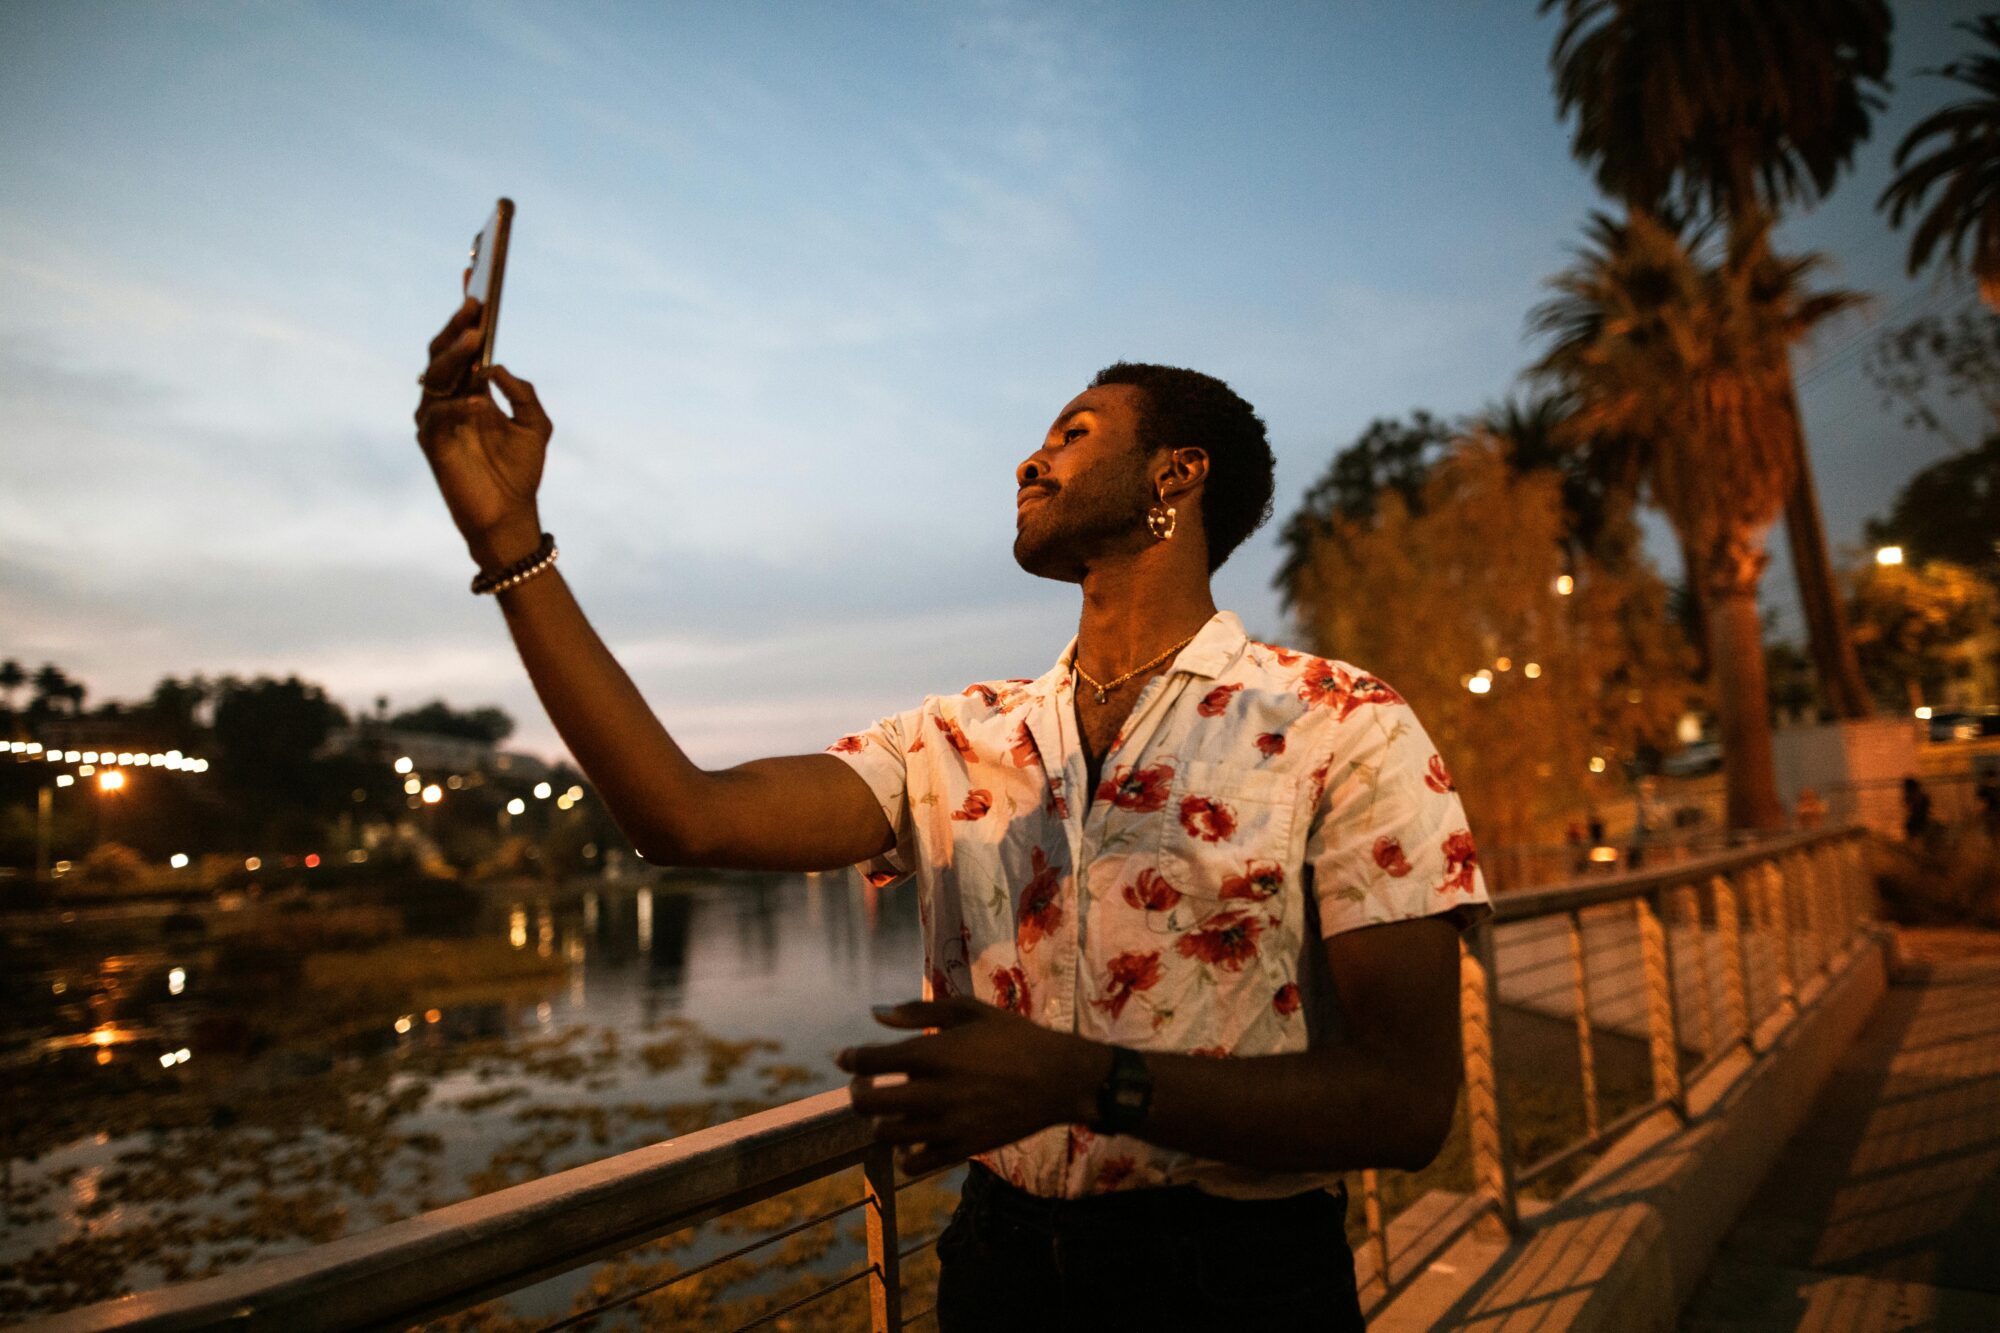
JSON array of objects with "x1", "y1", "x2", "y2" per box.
[
  {"x1": 1706, "y1": 534, "x2": 1790, "y2": 832},
  {"x1": 1677, "y1": 530, "x2": 1710, "y2": 679},
  {"x1": 1781, "y1": 390, "x2": 1874, "y2": 719}
]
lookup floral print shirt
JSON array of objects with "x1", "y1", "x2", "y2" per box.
[{"x1": 826, "y1": 611, "x2": 1490, "y2": 1200}]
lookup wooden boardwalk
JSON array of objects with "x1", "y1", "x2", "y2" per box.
[{"x1": 1682, "y1": 927, "x2": 2000, "y2": 1330}]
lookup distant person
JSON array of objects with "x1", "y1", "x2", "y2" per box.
[
  {"x1": 1794, "y1": 787, "x2": 1826, "y2": 829},
  {"x1": 414, "y1": 304, "x2": 1489, "y2": 1331},
  {"x1": 1902, "y1": 776, "x2": 1933, "y2": 844}
]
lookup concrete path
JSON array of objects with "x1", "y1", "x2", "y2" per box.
[{"x1": 1680, "y1": 927, "x2": 2000, "y2": 1331}]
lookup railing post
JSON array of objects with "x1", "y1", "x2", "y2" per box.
[
  {"x1": 1711, "y1": 873, "x2": 1749, "y2": 1048},
  {"x1": 1566, "y1": 910, "x2": 1601, "y2": 1138},
  {"x1": 1673, "y1": 885, "x2": 1714, "y2": 1054},
  {"x1": 1636, "y1": 892, "x2": 1684, "y2": 1115},
  {"x1": 1460, "y1": 925, "x2": 1517, "y2": 1235},
  {"x1": 864, "y1": 1144, "x2": 902, "y2": 1333},
  {"x1": 1763, "y1": 860, "x2": 1797, "y2": 1017},
  {"x1": 1794, "y1": 850, "x2": 1824, "y2": 975},
  {"x1": 1362, "y1": 1168, "x2": 1391, "y2": 1289}
]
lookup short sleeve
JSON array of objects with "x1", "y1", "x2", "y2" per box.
[
  {"x1": 1306, "y1": 698, "x2": 1492, "y2": 939},
  {"x1": 824, "y1": 706, "x2": 922, "y2": 881}
]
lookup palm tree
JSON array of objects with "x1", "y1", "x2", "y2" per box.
[
  {"x1": 1533, "y1": 211, "x2": 1863, "y2": 830},
  {"x1": 1880, "y1": 15, "x2": 2000, "y2": 309},
  {"x1": 1543, "y1": 0, "x2": 1890, "y2": 722},
  {"x1": 30, "y1": 664, "x2": 69, "y2": 719}
]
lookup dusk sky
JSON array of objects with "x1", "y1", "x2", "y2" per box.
[{"x1": 3, "y1": 1, "x2": 1989, "y2": 766}]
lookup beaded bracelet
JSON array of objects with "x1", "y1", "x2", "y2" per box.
[{"x1": 470, "y1": 532, "x2": 559, "y2": 595}]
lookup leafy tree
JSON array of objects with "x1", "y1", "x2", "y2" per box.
[
  {"x1": 1273, "y1": 412, "x2": 1453, "y2": 599},
  {"x1": 1879, "y1": 16, "x2": 2000, "y2": 307},
  {"x1": 1533, "y1": 211, "x2": 1860, "y2": 829},
  {"x1": 211, "y1": 675, "x2": 351, "y2": 845},
  {"x1": 1285, "y1": 434, "x2": 1697, "y2": 869},
  {"x1": 1862, "y1": 437, "x2": 2000, "y2": 584},
  {"x1": 1846, "y1": 557, "x2": 1998, "y2": 708},
  {"x1": 30, "y1": 663, "x2": 72, "y2": 717},
  {"x1": 1544, "y1": 0, "x2": 1890, "y2": 720},
  {"x1": 0, "y1": 658, "x2": 23, "y2": 715},
  {"x1": 1866, "y1": 306, "x2": 2000, "y2": 444},
  {"x1": 387, "y1": 699, "x2": 516, "y2": 744}
]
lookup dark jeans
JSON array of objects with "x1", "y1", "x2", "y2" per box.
[{"x1": 935, "y1": 1162, "x2": 1365, "y2": 1332}]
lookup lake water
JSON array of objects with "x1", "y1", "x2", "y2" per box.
[{"x1": 0, "y1": 871, "x2": 933, "y2": 1324}]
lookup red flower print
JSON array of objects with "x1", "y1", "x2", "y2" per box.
[
  {"x1": 1349, "y1": 673, "x2": 1406, "y2": 712},
  {"x1": 1373, "y1": 836, "x2": 1412, "y2": 878},
  {"x1": 1440, "y1": 830, "x2": 1479, "y2": 896},
  {"x1": 1253, "y1": 641, "x2": 1302, "y2": 667},
  {"x1": 1094, "y1": 1157, "x2": 1138, "y2": 1190},
  {"x1": 1424, "y1": 753, "x2": 1455, "y2": 793},
  {"x1": 1016, "y1": 848, "x2": 1064, "y2": 949},
  {"x1": 933, "y1": 715, "x2": 975, "y2": 758},
  {"x1": 1220, "y1": 859, "x2": 1285, "y2": 900},
  {"x1": 1197, "y1": 683, "x2": 1243, "y2": 717},
  {"x1": 1067, "y1": 1124, "x2": 1094, "y2": 1155},
  {"x1": 1255, "y1": 731, "x2": 1286, "y2": 757},
  {"x1": 1092, "y1": 949, "x2": 1164, "y2": 1019},
  {"x1": 828, "y1": 734, "x2": 864, "y2": 753},
  {"x1": 1178, "y1": 795, "x2": 1238, "y2": 842},
  {"x1": 1045, "y1": 775, "x2": 1070, "y2": 820},
  {"x1": 1296, "y1": 658, "x2": 1352, "y2": 712},
  {"x1": 1176, "y1": 910, "x2": 1263, "y2": 971},
  {"x1": 1097, "y1": 763, "x2": 1173, "y2": 812},
  {"x1": 1273, "y1": 982, "x2": 1301, "y2": 1016},
  {"x1": 927, "y1": 966, "x2": 954, "y2": 1000},
  {"x1": 1009, "y1": 720, "x2": 1041, "y2": 768},
  {"x1": 1122, "y1": 868, "x2": 1182, "y2": 912},
  {"x1": 962, "y1": 682, "x2": 1000, "y2": 706},
  {"x1": 907, "y1": 731, "x2": 926, "y2": 752},
  {"x1": 990, "y1": 965, "x2": 1031, "y2": 1015},
  {"x1": 951, "y1": 789, "x2": 993, "y2": 821},
  {"x1": 863, "y1": 870, "x2": 899, "y2": 888}
]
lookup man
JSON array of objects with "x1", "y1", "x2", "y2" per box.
[{"x1": 415, "y1": 298, "x2": 1489, "y2": 1330}]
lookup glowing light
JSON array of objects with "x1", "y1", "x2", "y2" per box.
[
  {"x1": 83, "y1": 751, "x2": 99, "y2": 764},
  {"x1": 55, "y1": 774, "x2": 75, "y2": 788},
  {"x1": 507, "y1": 798, "x2": 526, "y2": 815},
  {"x1": 556, "y1": 795, "x2": 574, "y2": 810},
  {"x1": 168, "y1": 967, "x2": 186, "y2": 996},
  {"x1": 96, "y1": 1049, "x2": 112, "y2": 1066},
  {"x1": 134, "y1": 753, "x2": 151, "y2": 766},
  {"x1": 91, "y1": 1025, "x2": 116, "y2": 1047},
  {"x1": 64, "y1": 750, "x2": 79, "y2": 762},
  {"x1": 446, "y1": 775, "x2": 463, "y2": 790},
  {"x1": 174, "y1": 1047, "x2": 190, "y2": 1064},
  {"x1": 116, "y1": 752, "x2": 133, "y2": 765},
  {"x1": 394, "y1": 756, "x2": 414, "y2": 774},
  {"x1": 1523, "y1": 662, "x2": 1542, "y2": 679},
  {"x1": 1494, "y1": 657, "x2": 1512, "y2": 672},
  {"x1": 422, "y1": 784, "x2": 443, "y2": 804},
  {"x1": 347, "y1": 849, "x2": 368, "y2": 863},
  {"x1": 169, "y1": 853, "x2": 189, "y2": 869},
  {"x1": 305, "y1": 853, "x2": 321, "y2": 868},
  {"x1": 424, "y1": 1008, "x2": 442, "y2": 1024},
  {"x1": 1554, "y1": 574, "x2": 1575, "y2": 595},
  {"x1": 99, "y1": 769, "x2": 126, "y2": 792},
  {"x1": 1875, "y1": 545, "x2": 1904, "y2": 566},
  {"x1": 26, "y1": 742, "x2": 40, "y2": 753},
  {"x1": 1626, "y1": 689, "x2": 1643, "y2": 704},
  {"x1": 1588, "y1": 756, "x2": 1607, "y2": 773},
  {"x1": 394, "y1": 1015, "x2": 413, "y2": 1034},
  {"x1": 45, "y1": 751, "x2": 62, "y2": 762},
  {"x1": 565, "y1": 785, "x2": 584, "y2": 802},
  {"x1": 166, "y1": 750, "x2": 182, "y2": 764},
  {"x1": 79, "y1": 763, "x2": 95, "y2": 776},
  {"x1": 245, "y1": 856, "x2": 262, "y2": 871},
  {"x1": 509, "y1": 908, "x2": 528, "y2": 949},
  {"x1": 1467, "y1": 677, "x2": 1492, "y2": 695},
  {"x1": 51, "y1": 981, "x2": 66, "y2": 995},
  {"x1": 1915, "y1": 705, "x2": 1933, "y2": 720},
  {"x1": 192, "y1": 759, "x2": 208, "y2": 773},
  {"x1": 404, "y1": 777, "x2": 422, "y2": 795},
  {"x1": 1589, "y1": 846, "x2": 1619, "y2": 864},
  {"x1": 159, "y1": 1052, "x2": 177, "y2": 1068},
  {"x1": 533, "y1": 782, "x2": 553, "y2": 800}
]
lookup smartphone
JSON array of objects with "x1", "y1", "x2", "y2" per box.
[{"x1": 464, "y1": 198, "x2": 515, "y2": 376}]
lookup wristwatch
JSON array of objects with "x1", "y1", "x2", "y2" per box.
[{"x1": 1092, "y1": 1045, "x2": 1153, "y2": 1134}]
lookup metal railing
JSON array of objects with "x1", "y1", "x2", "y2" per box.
[{"x1": 31, "y1": 826, "x2": 1876, "y2": 1332}]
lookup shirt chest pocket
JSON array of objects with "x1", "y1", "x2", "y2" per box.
[{"x1": 1153, "y1": 760, "x2": 1307, "y2": 924}]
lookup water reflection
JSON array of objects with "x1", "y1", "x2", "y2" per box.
[{"x1": 0, "y1": 869, "x2": 924, "y2": 1320}]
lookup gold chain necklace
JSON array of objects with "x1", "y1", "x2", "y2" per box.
[{"x1": 1067, "y1": 630, "x2": 1201, "y2": 704}]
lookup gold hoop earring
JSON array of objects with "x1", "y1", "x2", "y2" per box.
[{"x1": 1146, "y1": 503, "x2": 1177, "y2": 541}]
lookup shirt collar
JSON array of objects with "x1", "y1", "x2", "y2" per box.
[{"x1": 1040, "y1": 609, "x2": 1249, "y2": 693}]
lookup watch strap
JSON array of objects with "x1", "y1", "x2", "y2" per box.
[{"x1": 1092, "y1": 1045, "x2": 1153, "y2": 1135}]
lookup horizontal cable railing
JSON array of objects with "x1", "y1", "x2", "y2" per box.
[{"x1": 28, "y1": 826, "x2": 1876, "y2": 1332}]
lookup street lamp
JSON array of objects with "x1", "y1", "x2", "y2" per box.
[{"x1": 1875, "y1": 545, "x2": 1904, "y2": 566}]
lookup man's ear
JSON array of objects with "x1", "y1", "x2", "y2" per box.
[{"x1": 1156, "y1": 446, "x2": 1208, "y2": 505}]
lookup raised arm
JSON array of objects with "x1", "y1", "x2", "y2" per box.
[{"x1": 413, "y1": 299, "x2": 894, "y2": 871}]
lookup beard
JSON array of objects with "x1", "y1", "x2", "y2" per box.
[{"x1": 1012, "y1": 454, "x2": 1153, "y2": 582}]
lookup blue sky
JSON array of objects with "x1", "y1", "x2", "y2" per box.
[{"x1": 1, "y1": 1, "x2": 1988, "y2": 764}]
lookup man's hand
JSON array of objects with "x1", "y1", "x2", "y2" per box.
[
  {"x1": 413, "y1": 297, "x2": 552, "y2": 569},
  {"x1": 838, "y1": 997, "x2": 1110, "y2": 1176}
]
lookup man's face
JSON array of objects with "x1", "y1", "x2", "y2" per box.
[{"x1": 1012, "y1": 383, "x2": 1154, "y2": 582}]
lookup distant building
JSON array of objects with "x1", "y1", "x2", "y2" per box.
[{"x1": 319, "y1": 725, "x2": 551, "y2": 781}]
